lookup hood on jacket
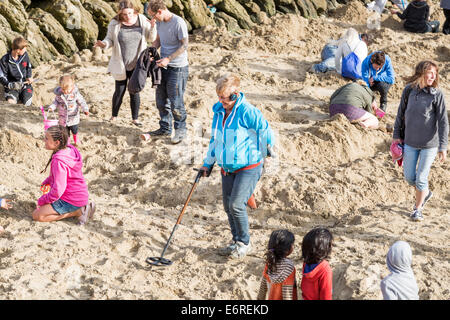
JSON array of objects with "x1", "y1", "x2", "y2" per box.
[
  {"x1": 386, "y1": 241, "x2": 414, "y2": 274},
  {"x1": 54, "y1": 85, "x2": 79, "y2": 96},
  {"x1": 302, "y1": 260, "x2": 329, "y2": 280},
  {"x1": 53, "y1": 145, "x2": 83, "y2": 170},
  {"x1": 410, "y1": 0, "x2": 427, "y2": 8}
]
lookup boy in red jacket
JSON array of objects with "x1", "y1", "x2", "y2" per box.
[{"x1": 301, "y1": 227, "x2": 333, "y2": 300}]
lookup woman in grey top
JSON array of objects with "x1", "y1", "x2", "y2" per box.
[
  {"x1": 94, "y1": 0, "x2": 157, "y2": 126},
  {"x1": 393, "y1": 61, "x2": 448, "y2": 221}
]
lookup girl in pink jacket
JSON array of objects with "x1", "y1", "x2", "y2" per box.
[{"x1": 32, "y1": 125, "x2": 95, "y2": 225}]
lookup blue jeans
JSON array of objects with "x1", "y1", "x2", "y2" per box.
[
  {"x1": 155, "y1": 66, "x2": 189, "y2": 133},
  {"x1": 51, "y1": 199, "x2": 81, "y2": 215},
  {"x1": 221, "y1": 164, "x2": 263, "y2": 245},
  {"x1": 403, "y1": 144, "x2": 438, "y2": 191},
  {"x1": 313, "y1": 44, "x2": 337, "y2": 73}
]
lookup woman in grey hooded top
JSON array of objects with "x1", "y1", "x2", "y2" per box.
[{"x1": 380, "y1": 241, "x2": 419, "y2": 300}]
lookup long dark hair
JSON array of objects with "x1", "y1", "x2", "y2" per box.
[
  {"x1": 265, "y1": 229, "x2": 295, "y2": 274},
  {"x1": 41, "y1": 125, "x2": 68, "y2": 173},
  {"x1": 301, "y1": 227, "x2": 333, "y2": 265}
]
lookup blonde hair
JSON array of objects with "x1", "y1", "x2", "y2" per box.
[
  {"x1": 404, "y1": 60, "x2": 439, "y2": 89},
  {"x1": 59, "y1": 74, "x2": 75, "y2": 91},
  {"x1": 216, "y1": 74, "x2": 240, "y2": 96}
]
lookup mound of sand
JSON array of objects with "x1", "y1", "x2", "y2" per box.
[{"x1": 0, "y1": 3, "x2": 449, "y2": 300}]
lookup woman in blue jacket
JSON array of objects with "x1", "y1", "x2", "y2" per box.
[
  {"x1": 199, "y1": 73, "x2": 275, "y2": 259},
  {"x1": 361, "y1": 51, "x2": 395, "y2": 112}
]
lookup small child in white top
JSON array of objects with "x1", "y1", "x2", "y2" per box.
[{"x1": 48, "y1": 75, "x2": 89, "y2": 146}]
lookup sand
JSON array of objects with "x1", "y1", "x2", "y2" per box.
[{"x1": 0, "y1": 3, "x2": 449, "y2": 300}]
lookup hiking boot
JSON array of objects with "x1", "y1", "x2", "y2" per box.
[
  {"x1": 411, "y1": 208, "x2": 424, "y2": 222},
  {"x1": 218, "y1": 241, "x2": 237, "y2": 256},
  {"x1": 229, "y1": 241, "x2": 251, "y2": 259},
  {"x1": 422, "y1": 190, "x2": 433, "y2": 209},
  {"x1": 78, "y1": 202, "x2": 96, "y2": 225},
  {"x1": 148, "y1": 128, "x2": 171, "y2": 137},
  {"x1": 171, "y1": 130, "x2": 186, "y2": 144}
]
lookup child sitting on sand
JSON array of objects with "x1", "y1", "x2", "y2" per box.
[
  {"x1": 380, "y1": 241, "x2": 419, "y2": 300},
  {"x1": 301, "y1": 227, "x2": 333, "y2": 300},
  {"x1": 32, "y1": 125, "x2": 95, "y2": 225},
  {"x1": 48, "y1": 74, "x2": 89, "y2": 146},
  {"x1": 257, "y1": 229, "x2": 298, "y2": 300}
]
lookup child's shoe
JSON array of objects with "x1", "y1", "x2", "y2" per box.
[{"x1": 78, "y1": 202, "x2": 96, "y2": 225}]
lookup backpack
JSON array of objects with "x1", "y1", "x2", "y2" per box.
[{"x1": 341, "y1": 42, "x2": 363, "y2": 80}]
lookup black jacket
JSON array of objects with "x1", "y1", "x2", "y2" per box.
[
  {"x1": 0, "y1": 51, "x2": 32, "y2": 87},
  {"x1": 397, "y1": 1, "x2": 429, "y2": 33},
  {"x1": 128, "y1": 46, "x2": 161, "y2": 94}
]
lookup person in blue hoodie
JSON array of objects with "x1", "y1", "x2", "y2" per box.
[
  {"x1": 361, "y1": 51, "x2": 395, "y2": 112},
  {"x1": 199, "y1": 73, "x2": 275, "y2": 259}
]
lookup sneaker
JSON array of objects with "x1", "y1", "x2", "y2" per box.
[
  {"x1": 422, "y1": 190, "x2": 433, "y2": 209},
  {"x1": 411, "y1": 208, "x2": 424, "y2": 222},
  {"x1": 229, "y1": 241, "x2": 251, "y2": 259},
  {"x1": 171, "y1": 130, "x2": 186, "y2": 144},
  {"x1": 148, "y1": 128, "x2": 171, "y2": 137},
  {"x1": 78, "y1": 202, "x2": 96, "y2": 225},
  {"x1": 218, "y1": 241, "x2": 237, "y2": 256}
]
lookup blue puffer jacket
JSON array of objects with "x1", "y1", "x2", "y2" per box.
[
  {"x1": 361, "y1": 52, "x2": 395, "y2": 86},
  {"x1": 203, "y1": 92, "x2": 275, "y2": 173}
]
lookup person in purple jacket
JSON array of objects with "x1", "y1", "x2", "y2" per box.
[{"x1": 32, "y1": 125, "x2": 95, "y2": 225}]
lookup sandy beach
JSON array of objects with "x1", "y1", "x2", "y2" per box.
[{"x1": 0, "y1": 1, "x2": 449, "y2": 299}]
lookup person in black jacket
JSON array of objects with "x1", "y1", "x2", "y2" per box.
[
  {"x1": 391, "y1": 0, "x2": 440, "y2": 33},
  {"x1": 0, "y1": 37, "x2": 34, "y2": 106}
]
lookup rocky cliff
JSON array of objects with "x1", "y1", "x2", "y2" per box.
[{"x1": 0, "y1": 0, "x2": 354, "y2": 65}]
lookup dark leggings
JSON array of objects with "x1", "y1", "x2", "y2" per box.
[
  {"x1": 112, "y1": 70, "x2": 140, "y2": 120},
  {"x1": 444, "y1": 9, "x2": 450, "y2": 35}
]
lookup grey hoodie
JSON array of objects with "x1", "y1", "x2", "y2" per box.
[
  {"x1": 393, "y1": 85, "x2": 448, "y2": 151},
  {"x1": 380, "y1": 241, "x2": 419, "y2": 300}
]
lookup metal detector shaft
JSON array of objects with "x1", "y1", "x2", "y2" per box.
[{"x1": 147, "y1": 169, "x2": 206, "y2": 266}]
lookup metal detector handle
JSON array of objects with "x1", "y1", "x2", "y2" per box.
[{"x1": 194, "y1": 164, "x2": 214, "y2": 181}]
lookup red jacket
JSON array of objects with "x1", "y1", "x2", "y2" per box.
[{"x1": 301, "y1": 260, "x2": 332, "y2": 300}]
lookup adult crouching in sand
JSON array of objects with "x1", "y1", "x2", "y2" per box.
[
  {"x1": 198, "y1": 74, "x2": 275, "y2": 259},
  {"x1": 93, "y1": 0, "x2": 157, "y2": 127},
  {"x1": 392, "y1": 61, "x2": 448, "y2": 222},
  {"x1": 32, "y1": 126, "x2": 95, "y2": 225},
  {"x1": 329, "y1": 80, "x2": 380, "y2": 129}
]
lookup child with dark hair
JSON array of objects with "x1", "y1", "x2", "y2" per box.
[
  {"x1": 361, "y1": 51, "x2": 395, "y2": 112},
  {"x1": 257, "y1": 229, "x2": 298, "y2": 300},
  {"x1": 32, "y1": 125, "x2": 95, "y2": 225},
  {"x1": 0, "y1": 37, "x2": 34, "y2": 106},
  {"x1": 301, "y1": 227, "x2": 333, "y2": 300},
  {"x1": 391, "y1": 0, "x2": 440, "y2": 33}
]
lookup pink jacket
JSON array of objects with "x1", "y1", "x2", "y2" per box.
[{"x1": 38, "y1": 145, "x2": 89, "y2": 208}]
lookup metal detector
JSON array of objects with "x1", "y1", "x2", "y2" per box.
[{"x1": 146, "y1": 166, "x2": 213, "y2": 267}]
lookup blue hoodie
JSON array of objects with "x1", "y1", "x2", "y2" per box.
[
  {"x1": 203, "y1": 92, "x2": 275, "y2": 173},
  {"x1": 361, "y1": 52, "x2": 395, "y2": 86}
]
